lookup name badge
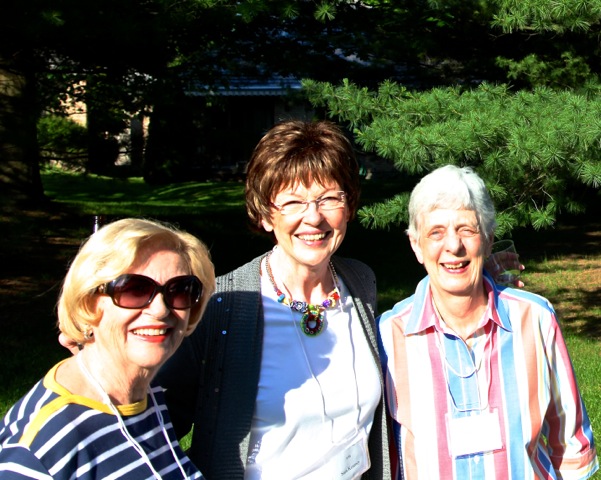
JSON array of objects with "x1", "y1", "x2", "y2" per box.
[
  {"x1": 296, "y1": 430, "x2": 371, "y2": 479},
  {"x1": 446, "y1": 409, "x2": 503, "y2": 457},
  {"x1": 333, "y1": 433, "x2": 370, "y2": 480}
]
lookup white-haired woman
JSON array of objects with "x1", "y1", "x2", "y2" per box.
[{"x1": 379, "y1": 165, "x2": 598, "y2": 479}]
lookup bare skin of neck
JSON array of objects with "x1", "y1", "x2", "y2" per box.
[
  {"x1": 432, "y1": 287, "x2": 488, "y2": 341},
  {"x1": 56, "y1": 352, "x2": 151, "y2": 406},
  {"x1": 266, "y1": 251, "x2": 334, "y2": 304}
]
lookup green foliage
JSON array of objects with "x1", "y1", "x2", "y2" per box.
[
  {"x1": 304, "y1": 79, "x2": 601, "y2": 235},
  {"x1": 492, "y1": 0, "x2": 601, "y2": 33},
  {"x1": 358, "y1": 194, "x2": 411, "y2": 230},
  {"x1": 37, "y1": 115, "x2": 88, "y2": 166},
  {"x1": 314, "y1": 2, "x2": 337, "y2": 21},
  {"x1": 7, "y1": 0, "x2": 601, "y2": 203},
  {"x1": 497, "y1": 52, "x2": 594, "y2": 88}
]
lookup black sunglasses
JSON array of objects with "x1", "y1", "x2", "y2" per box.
[{"x1": 97, "y1": 274, "x2": 202, "y2": 310}]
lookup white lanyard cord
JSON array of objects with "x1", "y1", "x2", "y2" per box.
[
  {"x1": 287, "y1": 276, "x2": 361, "y2": 444},
  {"x1": 77, "y1": 354, "x2": 188, "y2": 479},
  {"x1": 149, "y1": 387, "x2": 189, "y2": 479}
]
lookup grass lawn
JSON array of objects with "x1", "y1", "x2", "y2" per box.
[{"x1": 1, "y1": 168, "x2": 600, "y2": 476}]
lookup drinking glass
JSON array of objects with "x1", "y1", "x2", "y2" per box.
[{"x1": 489, "y1": 239, "x2": 522, "y2": 286}]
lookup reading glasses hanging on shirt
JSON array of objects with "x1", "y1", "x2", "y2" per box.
[{"x1": 436, "y1": 331, "x2": 493, "y2": 413}]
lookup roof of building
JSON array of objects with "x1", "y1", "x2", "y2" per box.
[{"x1": 187, "y1": 75, "x2": 302, "y2": 97}]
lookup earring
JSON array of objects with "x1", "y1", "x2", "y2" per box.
[{"x1": 83, "y1": 325, "x2": 94, "y2": 341}]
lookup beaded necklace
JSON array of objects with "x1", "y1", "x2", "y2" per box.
[{"x1": 265, "y1": 251, "x2": 341, "y2": 336}]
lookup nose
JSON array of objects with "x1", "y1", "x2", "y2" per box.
[
  {"x1": 444, "y1": 230, "x2": 464, "y2": 253},
  {"x1": 146, "y1": 291, "x2": 171, "y2": 318},
  {"x1": 303, "y1": 200, "x2": 324, "y2": 221}
]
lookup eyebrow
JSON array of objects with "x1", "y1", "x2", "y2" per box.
[
  {"x1": 425, "y1": 221, "x2": 478, "y2": 231},
  {"x1": 277, "y1": 190, "x2": 339, "y2": 199}
]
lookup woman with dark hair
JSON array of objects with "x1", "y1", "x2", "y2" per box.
[{"x1": 158, "y1": 120, "x2": 390, "y2": 479}]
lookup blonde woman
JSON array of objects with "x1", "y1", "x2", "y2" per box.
[{"x1": 0, "y1": 218, "x2": 215, "y2": 479}]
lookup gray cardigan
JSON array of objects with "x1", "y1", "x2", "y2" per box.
[{"x1": 157, "y1": 253, "x2": 391, "y2": 479}]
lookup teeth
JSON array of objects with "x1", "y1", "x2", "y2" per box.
[
  {"x1": 298, "y1": 233, "x2": 326, "y2": 241},
  {"x1": 133, "y1": 328, "x2": 167, "y2": 336},
  {"x1": 443, "y1": 262, "x2": 466, "y2": 269}
]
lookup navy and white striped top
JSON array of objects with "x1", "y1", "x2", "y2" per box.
[{"x1": 0, "y1": 360, "x2": 203, "y2": 479}]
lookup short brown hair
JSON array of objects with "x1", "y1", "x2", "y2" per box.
[{"x1": 245, "y1": 120, "x2": 361, "y2": 229}]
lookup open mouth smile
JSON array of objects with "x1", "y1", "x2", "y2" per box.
[
  {"x1": 132, "y1": 328, "x2": 169, "y2": 336},
  {"x1": 442, "y1": 261, "x2": 470, "y2": 270},
  {"x1": 297, "y1": 232, "x2": 328, "y2": 242}
]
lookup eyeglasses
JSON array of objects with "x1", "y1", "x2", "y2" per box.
[
  {"x1": 272, "y1": 191, "x2": 346, "y2": 216},
  {"x1": 97, "y1": 274, "x2": 202, "y2": 310}
]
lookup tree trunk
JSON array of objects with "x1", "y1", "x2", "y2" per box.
[{"x1": 0, "y1": 52, "x2": 44, "y2": 205}]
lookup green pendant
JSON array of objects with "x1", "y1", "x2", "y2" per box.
[{"x1": 300, "y1": 306, "x2": 325, "y2": 336}]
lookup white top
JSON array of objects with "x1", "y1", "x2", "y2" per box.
[{"x1": 244, "y1": 272, "x2": 381, "y2": 479}]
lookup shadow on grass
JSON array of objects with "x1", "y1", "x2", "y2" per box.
[
  {"x1": 510, "y1": 212, "x2": 601, "y2": 339},
  {"x1": 511, "y1": 216, "x2": 601, "y2": 265},
  {"x1": 0, "y1": 204, "x2": 85, "y2": 410},
  {"x1": 561, "y1": 287, "x2": 601, "y2": 337}
]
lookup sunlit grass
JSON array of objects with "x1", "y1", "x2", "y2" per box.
[{"x1": 42, "y1": 168, "x2": 247, "y2": 215}]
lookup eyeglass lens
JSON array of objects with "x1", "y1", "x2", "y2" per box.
[
  {"x1": 275, "y1": 191, "x2": 345, "y2": 215},
  {"x1": 105, "y1": 274, "x2": 202, "y2": 310}
]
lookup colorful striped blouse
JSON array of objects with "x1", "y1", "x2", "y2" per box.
[{"x1": 378, "y1": 272, "x2": 598, "y2": 479}]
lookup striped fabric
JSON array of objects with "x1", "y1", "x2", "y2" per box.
[
  {"x1": 0, "y1": 361, "x2": 203, "y2": 479},
  {"x1": 378, "y1": 272, "x2": 598, "y2": 480}
]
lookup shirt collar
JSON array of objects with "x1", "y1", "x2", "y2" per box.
[{"x1": 405, "y1": 271, "x2": 513, "y2": 335}]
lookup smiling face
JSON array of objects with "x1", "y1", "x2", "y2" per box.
[
  {"x1": 91, "y1": 247, "x2": 191, "y2": 380},
  {"x1": 410, "y1": 208, "x2": 493, "y2": 300},
  {"x1": 261, "y1": 181, "x2": 350, "y2": 271}
]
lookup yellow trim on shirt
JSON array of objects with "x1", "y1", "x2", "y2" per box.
[{"x1": 19, "y1": 359, "x2": 148, "y2": 447}]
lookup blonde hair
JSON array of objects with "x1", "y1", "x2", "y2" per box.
[{"x1": 57, "y1": 218, "x2": 215, "y2": 345}]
